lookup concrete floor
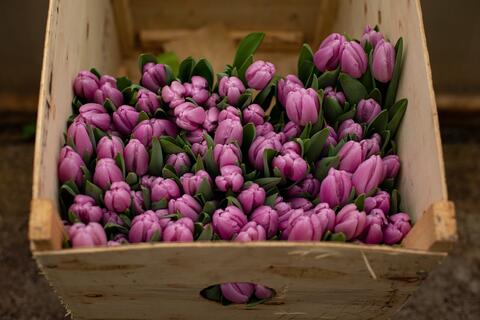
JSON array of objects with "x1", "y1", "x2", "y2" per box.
[{"x1": 0, "y1": 112, "x2": 479, "y2": 319}]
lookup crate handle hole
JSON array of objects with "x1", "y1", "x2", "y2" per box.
[{"x1": 200, "y1": 282, "x2": 276, "y2": 306}]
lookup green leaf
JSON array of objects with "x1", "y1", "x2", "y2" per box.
[
  {"x1": 381, "y1": 178, "x2": 395, "y2": 193},
  {"x1": 226, "y1": 196, "x2": 242, "y2": 209},
  {"x1": 149, "y1": 229, "x2": 161, "y2": 242},
  {"x1": 149, "y1": 137, "x2": 164, "y2": 176},
  {"x1": 160, "y1": 136, "x2": 185, "y2": 154},
  {"x1": 385, "y1": 37, "x2": 404, "y2": 109},
  {"x1": 324, "y1": 97, "x2": 344, "y2": 123},
  {"x1": 126, "y1": 172, "x2": 138, "y2": 186},
  {"x1": 119, "y1": 214, "x2": 131, "y2": 227},
  {"x1": 203, "y1": 201, "x2": 218, "y2": 215},
  {"x1": 299, "y1": 122, "x2": 312, "y2": 140},
  {"x1": 152, "y1": 199, "x2": 168, "y2": 210},
  {"x1": 317, "y1": 67, "x2": 340, "y2": 89},
  {"x1": 354, "y1": 194, "x2": 366, "y2": 211},
  {"x1": 242, "y1": 123, "x2": 256, "y2": 150},
  {"x1": 368, "y1": 88, "x2": 382, "y2": 105},
  {"x1": 90, "y1": 68, "x2": 102, "y2": 78},
  {"x1": 380, "y1": 130, "x2": 392, "y2": 155},
  {"x1": 204, "y1": 147, "x2": 219, "y2": 177},
  {"x1": 310, "y1": 74, "x2": 319, "y2": 90},
  {"x1": 305, "y1": 128, "x2": 329, "y2": 163},
  {"x1": 237, "y1": 89, "x2": 253, "y2": 109},
  {"x1": 116, "y1": 76, "x2": 132, "y2": 92},
  {"x1": 262, "y1": 148, "x2": 277, "y2": 177},
  {"x1": 265, "y1": 193, "x2": 278, "y2": 206},
  {"x1": 104, "y1": 222, "x2": 129, "y2": 235},
  {"x1": 192, "y1": 58, "x2": 214, "y2": 90},
  {"x1": 196, "y1": 224, "x2": 213, "y2": 241},
  {"x1": 203, "y1": 132, "x2": 215, "y2": 149},
  {"x1": 237, "y1": 55, "x2": 254, "y2": 84},
  {"x1": 200, "y1": 285, "x2": 222, "y2": 303},
  {"x1": 192, "y1": 155, "x2": 205, "y2": 172},
  {"x1": 93, "y1": 128, "x2": 107, "y2": 142},
  {"x1": 138, "y1": 53, "x2": 157, "y2": 73},
  {"x1": 390, "y1": 189, "x2": 400, "y2": 215},
  {"x1": 336, "y1": 106, "x2": 357, "y2": 125},
  {"x1": 157, "y1": 51, "x2": 180, "y2": 76},
  {"x1": 68, "y1": 211, "x2": 80, "y2": 224},
  {"x1": 178, "y1": 56, "x2": 196, "y2": 83},
  {"x1": 315, "y1": 155, "x2": 340, "y2": 181},
  {"x1": 254, "y1": 177, "x2": 282, "y2": 191},
  {"x1": 141, "y1": 186, "x2": 151, "y2": 210},
  {"x1": 196, "y1": 178, "x2": 213, "y2": 201},
  {"x1": 387, "y1": 99, "x2": 408, "y2": 137},
  {"x1": 137, "y1": 111, "x2": 149, "y2": 124},
  {"x1": 330, "y1": 232, "x2": 346, "y2": 242},
  {"x1": 162, "y1": 165, "x2": 179, "y2": 181},
  {"x1": 115, "y1": 153, "x2": 126, "y2": 179},
  {"x1": 366, "y1": 109, "x2": 389, "y2": 136},
  {"x1": 254, "y1": 77, "x2": 278, "y2": 108},
  {"x1": 297, "y1": 43, "x2": 315, "y2": 85},
  {"x1": 85, "y1": 180, "x2": 103, "y2": 205},
  {"x1": 360, "y1": 57, "x2": 375, "y2": 93},
  {"x1": 339, "y1": 73, "x2": 368, "y2": 105},
  {"x1": 60, "y1": 181, "x2": 79, "y2": 197},
  {"x1": 233, "y1": 32, "x2": 265, "y2": 69}
]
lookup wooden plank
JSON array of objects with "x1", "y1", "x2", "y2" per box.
[
  {"x1": 29, "y1": 198, "x2": 65, "y2": 251},
  {"x1": 402, "y1": 201, "x2": 457, "y2": 252},
  {"x1": 436, "y1": 93, "x2": 480, "y2": 112},
  {"x1": 111, "y1": 0, "x2": 136, "y2": 56},
  {"x1": 35, "y1": 242, "x2": 445, "y2": 320}
]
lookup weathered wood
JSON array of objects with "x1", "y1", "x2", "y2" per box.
[
  {"x1": 35, "y1": 242, "x2": 445, "y2": 320},
  {"x1": 111, "y1": 0, "x2": 136, "y2": 57},
  {"x1": 29, "y1": 198, "x2": 65, "y2": 251}
]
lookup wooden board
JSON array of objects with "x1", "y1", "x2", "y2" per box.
[{"x1": 35, "y1": 242, "x2": 445, "y2": 320}]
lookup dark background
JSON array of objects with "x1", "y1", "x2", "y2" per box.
[{"x1": 0, "y1": 0, "x2": 479, "y2": 319}]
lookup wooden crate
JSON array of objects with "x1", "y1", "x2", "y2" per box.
[{"x1": 30, "y1": 0, "x2": 457, "y2": 319}]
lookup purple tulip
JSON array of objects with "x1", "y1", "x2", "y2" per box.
[
  {"x1": 356, "y1": 98, "x2": 381, "y2": 123},
  {"x1": 287, "y1": 213, "x2": 325, "y2": 241},
  {"x1": 360, "y1": 134, "x2": 381, "y2": 159},
  {"x1": 94, "y1": 83, "x2": 123, "y2": 107},
  {"x1": 73, "y1": 70, "x2": 99, "y2": 101},
  {"x1": 243, "y1": 104, "x2": 264, "y2": 125},
  {"x1": 112, "y1": 105, "x2": 140, "y2": 135},
  {"x1": 334, "y1": 204, "x2": 367, "y2": 240},
  {"x1": 218, "y1": 106, "x2": 242, "y2": 122},
  {"x1": 281, "y1": 141, "x2": 301, "y2": 155},
  {"x1": 277, "y1": 75, "x2": 303, "y2": 107},
  {"x1": 237, "y1": 183, "x2": 266, "y2": 214},
  {"x1": 275, "y1": 201, "x2": 295, "y2": 232},
  {"x1": 361, "y1": 25, "x2": 384, "y2": 48},
  {"x1": 69, "y1": 222, "x2": 107, "y2": 248},
  {"x1": 96, "y1": 135, "x2": 124, "y2": 159},
  {"x1": 155, "y1": 209, "x2": 173, "y2": 229},
  {"x1": 141, "y1": 63, "x2": 168, "y2": 92},
  {"x1": 310, "y1": 203, "x2": 336, "y2": 232},
  {"x1": 383, "y1": 213, "x2": 412, "y2": 244},
  {"x1": 58, "y1": 146, "x2": 85, "y2": 186},
  {"x1": 285, "y1": 88, "x2": 319, "y2": 126},
  {"x1": 220, "y1": 283, "x2": 254, "y2": 304},
  {"x1": 214, "y1": 119, "x2": 243, "y2": 145},
  {"x1": 166, "y1": 153, "x2": 191, "y2": 175},
  {"x1": 287, "y1": 174, "x2": 320, "y2": 197},
  {"x1": 180, "y1": 170, "x2": 212, "y2": 196},
  {"x1": 69, "y1": 195, "x2": 103, "y2": 223},
  {"x1": 185, "y1": 128, "x2": 206, "y2": 144},
  {"x1": 212, "y1": 205, "x2": 247, "y2": 240},
  {"x1": 365, "y1": 191, "x2": 389, "y2": 215},
  {"x1": 67, "y1": 118, "x2": 94, "y2": 159},
  {"x1": 250, "y1": 205, "x2": 278, "y2": 238},
  {"x1": 79, "y1": 103, "x2": 111, "y2": 131},
  {"x1": 219, "y1": 76, "x2": 245, "y2": 105},
  {"x1": 174, "y1": 102, "x2": 206, "y2": 131},
  {"x1": 203, "y1": 107, "x2": 219, "y2": 132},
  {"x1": 93, "y1": 158, "x2": 123, "y2": 190},
  {"x1": 235, "y1": 221, "x2": 267, "y2": 242},
  {"x1": 282, "y1": 121, "x2": 301, "y2": 140},
  {"x1": 383, "y1": 155, "x2": 400, "y2": 179},
  {"x1": 362, "y1": 208, "x2": 388, "y2": 244},
  {"x1": 128, "y1": 211, "x2": 162, "y2": 242},
  {"x1": 124, "y1": 139, "x2": 149, "y2": 176},
  {"x1": 107, "y1": 234, "x2": 128, "y2": 246},
  {"x1": 102, "y1": 210, "x2": 124, "y2": 225},
  {"x1": 255, "y1": 122, "x2": 274, "y2": 137},
  {"x1": 313, "y1": 33, "x2": 346, "y2": 72},
  {"x1": 352, "y1": 155, "x2": 386, "y2": 194},
  {"x1": 140, "y1": 175, "x2": 156, "y2": 189},
  {"x1": 205, "y1": 93, "x2": 219, "y2": 109},
  {"x1": 324, "y1": 86, "x2": 346, "y2": 105},
  {"x1": 245, "y1": 60, "x2": 275, "y2": 90},
  {"x1": 289, "y1": 198, "x2": 313, "y2": 211},
  {"x1": 99, "y1": 75, "x2": 116, "y2": 87},
  {"x1": 340, "y1": 41, "x2": 368, "y2": 78},
  {"x1": 214, "y1": 143, "x2": 241, "y2": 167},
  {"x1": 132, "y1": 118, "x2": 178, "y2": 146},
  {"x1": 215, "y1": 165, "x2": 244, "y2": 192},
  {"x1": 131, "y1": 191, "x2": 145, "y2": 214},
  {"x1": 163, "y1": 218, "x2": 194, "y2": 242},
  {"x1": 151, "y1": 178, "x2": 181, "y2": 203},
  {"x1": 272, "y1": 151, "x2": 308, "y2": 182},
  {"x1": 168, "y1": 194, "x2": 202, "y2": 221},
  {"x1": 338, "y1": 140, "x2": 364, "y2": 173},
  {"x1": 161, "y1": 80, "x2": 186, "y2": 108},
  {"x1": 104, "y1": 181, "x2": 131, "y2": 213},
  {"x1": 248, "y1": 134, "x2": 283, "y2": 170},
  {"x1": 184, "y1": 76, "x2": 209, "y2": 105},
  {"x1": 338, "y1": 119, "x2": 363, "y2": 141},
  {"x1": 372, "y1": 39, "x2": 395, "y2": 83},
  {"x1": 326, "y1": 125, "x2": 338, "y2": 148},
  {"x1": 192, "y1": 141, "x2": 207, "y2": 157},
  {"x1": 136, "y1": 88, "x2": 160, "y2": 114},
  {"x1": 319, "y1": 168, "x2": 352, "y2": 208},
  {"x1": 254, "y1": 285, "x2": 273, "y2": 299}
]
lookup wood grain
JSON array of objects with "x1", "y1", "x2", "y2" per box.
[{"x1": 29, "y1": 198, "x2": 65, "y2": 251}]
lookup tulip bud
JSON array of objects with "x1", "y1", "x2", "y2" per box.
[
  {"x1": 102, "y1": 210, "x2": 124, "y2": 225},
  {"x1": 275, "y1": 201, "x2": 295, "y2": 232},
  {"x1": 136, "y1": 88, "x2": 160, "y2": 115},
  {"x1": 220, "y1": 283, "x2": 254, "y2": 304},
  {"x1": 334, "y1": 204, "x2": 367, "y2": 240},
  {"x1": 313, "y1": 33, "x2": 346, "y2": 72},
  {"x1": 214, "y1": 119, "x2": 243, "y2": 145},
  {"x1": 151, "y1": 177, "x2": 181, "y2": 203},
  {"x1": 94, "y1": 82, "x2": 123, "y2": 107},
  {"x1": 168, "y1": 194, "x2": 202, "y2": 221},
  {"x1": 352, "y1": 155, "x2": 386, "y2": 194},
  {"x1": 281, "y1": 141, "x2": 301, "y2": 155},
  {"x1": 163, "y1": 218, "x2": 195, "y2": 242},
  {"x1": 326, "y1": 125, "x2": 338, "y2": 148},
  {"x1": 104, "y1": 181, "x2": 131, "y2": 213},
  {"x1": 243, "y1": 104, "x2": 264, "y2": 125},
  {"x1": 338, "y1": 119, "x2": 363, "y2": 141},
  {"x1": 203, "y1": 107, "x2": 219, "y2": 132},
  {"x1": 383, "y1": 155, "x2": 400, "y2": 179},
  {"x1": 93, "y1": 158, "x2": 123, "y2": 190},
  {"x1": 372, "y1": 39, "x2": 395, "y2": 83},
  {"x1": 185, "y1": 128, "x2": 206, "y2": 144},
  {"x1": 340, "y1": 41, "x2": 368, "y2": 78},
  {"x1": 383, "y1": 213, "x2": 412, "y2": 244},
  {"x1": 324, "y1": 86, "x2": 346, "y2": 105},
  {"x1": 161, "y1": 80, "x2": 186, "y2": 108},
  {"x1": 96, "y1": 135, "x2": 124, "y2": 159},
  {"x1": 184, "y1": 76, "x2": 209, "y2": 105},
  {"x1": 218, "y1": 106, "x2": 242, "y2": 122},
  {"x1": 124, "y1": 139, "x2": 149, "y2": 176},
  {"x1": 74, "y1": 70, "x2": 99, "y2": 101},
  {"x1": 286, "y1": 174, "x2": 320, "y2": 197},
  {"x1": 235, "y1": 221, "x2": 267, "y2": 242},
  {"x1": 285, "y1": 88, "x2": 319, "y2": 126},
  {"x1": 362, "y1": 208, "x2": 388, "y2": 244},
  {"x1": 361, "y1": 25, "x2": 384, "y2": 48},
  {"x1": 287, "y1": 213, "x2": 325, "y2": 241},
  {"x1": 69, "y1": 222, "x2": 107, "y2": 248},
  {"x1": 310, "y1": 203, "x2": 336, "y2": 232},
  {"x1": 132, "y1": 118, "x2": 178, "y2": 146},
  {"x1": 205, "y1": 93, "x2": 220, "y2": 109},
  {"x1": 67, "y1": 118, "x2": 94, "y2": 159},
  {"x1": 254, "y1": 285, "x2": 273, "y2": 299},
  {"x1": 272, "y1": 151, "x2": 308, "y2": 182},
  {"x1": 277, "y1": 75, "x2": 303, "y2": 107},
  {"x1": 364, "y1": 190, "x2": 390, "y2": 214},
  {"x1": 180, "y1": 170, "x2": 212, "y2": 196},
  {"x1": 98, "y1": 75, "x2": 116, "y2": 86},
  {"x1": 219, "y1": 76, "x2": 246, "y2": 105},
  {"x1": 174, "y1": 102, "x2": 206, "y2": 131},
  {"x1": 140, "y1": 175, "x2": 156, "y2": 189},
  {"x1": 356, "y1": 98, "x2": 381, "y2": 123},
  {"x1": 236, "y1": 183, "x2": 266, "y2": 214},
  {"x1": 255, "y1": 122, "x2": 274, "y2": 137},
  {"x1": 131, "y1": 191, "x2": 145, "y2": 214},
  {"x1": 338, "y1": 140, "x2": 364, "y2": 173},
  {"x1": 214, "y1": 143, "x2": 241, "y2": 167},
  {"x1": 215, "y1": 165, "x2": 244, "y2": 192},
  {"x1": 141, "y1": 63, "x2": 168, "y2": 92},
  {"x1": 112, "y1": 105, "x2": 140, "y2": 135},
  {"x1": 248, "y1": 134, "x2": 283, "y2": 170},
  {"x1": 69, "y1": 195, "x2": 103, "y2": 223},
  {"x1": 166, "y1": 153, "x2": 191, "y2": 175},
  {"x1": 58, "y1": 146, "x2": 85, "y2": 186},
  {"x1": 289, "y1": 198, "x2": 313, "y2": 211},
  {"x1": 192, "y1": 141, "x2": 208, "y2": 157},
  {"x1": 245, "y1": 60, "x2": 275, "y2": 90},
  {"x1": 128, "y1": 211, "x2": 162, "y2": 242},
  {"x1": 282, "y1": 121, "x2": 301, "y2": 140},
  {"x1": 107, "y1": 234, "x2": 128, "y2": 246},
  {"x1": 79, "y1": 103, "x2": 111, "y2": 131},
  {"x1": 250, "y1": 205, "x2": 278, "y2": 238},
  {"x1": 319, "y1": 168, "x2": 352, "y2": 208},
  {"x1": 212, "y1": 205, "x2": 247, "y2": 240},
  {"x1": 360, "y1": 134, "x2": 381, "y2": 159},
  {"x1": 155, "y1": 209, "x2": 173, "y2": 229}
]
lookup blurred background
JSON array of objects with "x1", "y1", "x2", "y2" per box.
[{"x1": 0, "y1": 0, "x2": 479, "y2": 319}]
